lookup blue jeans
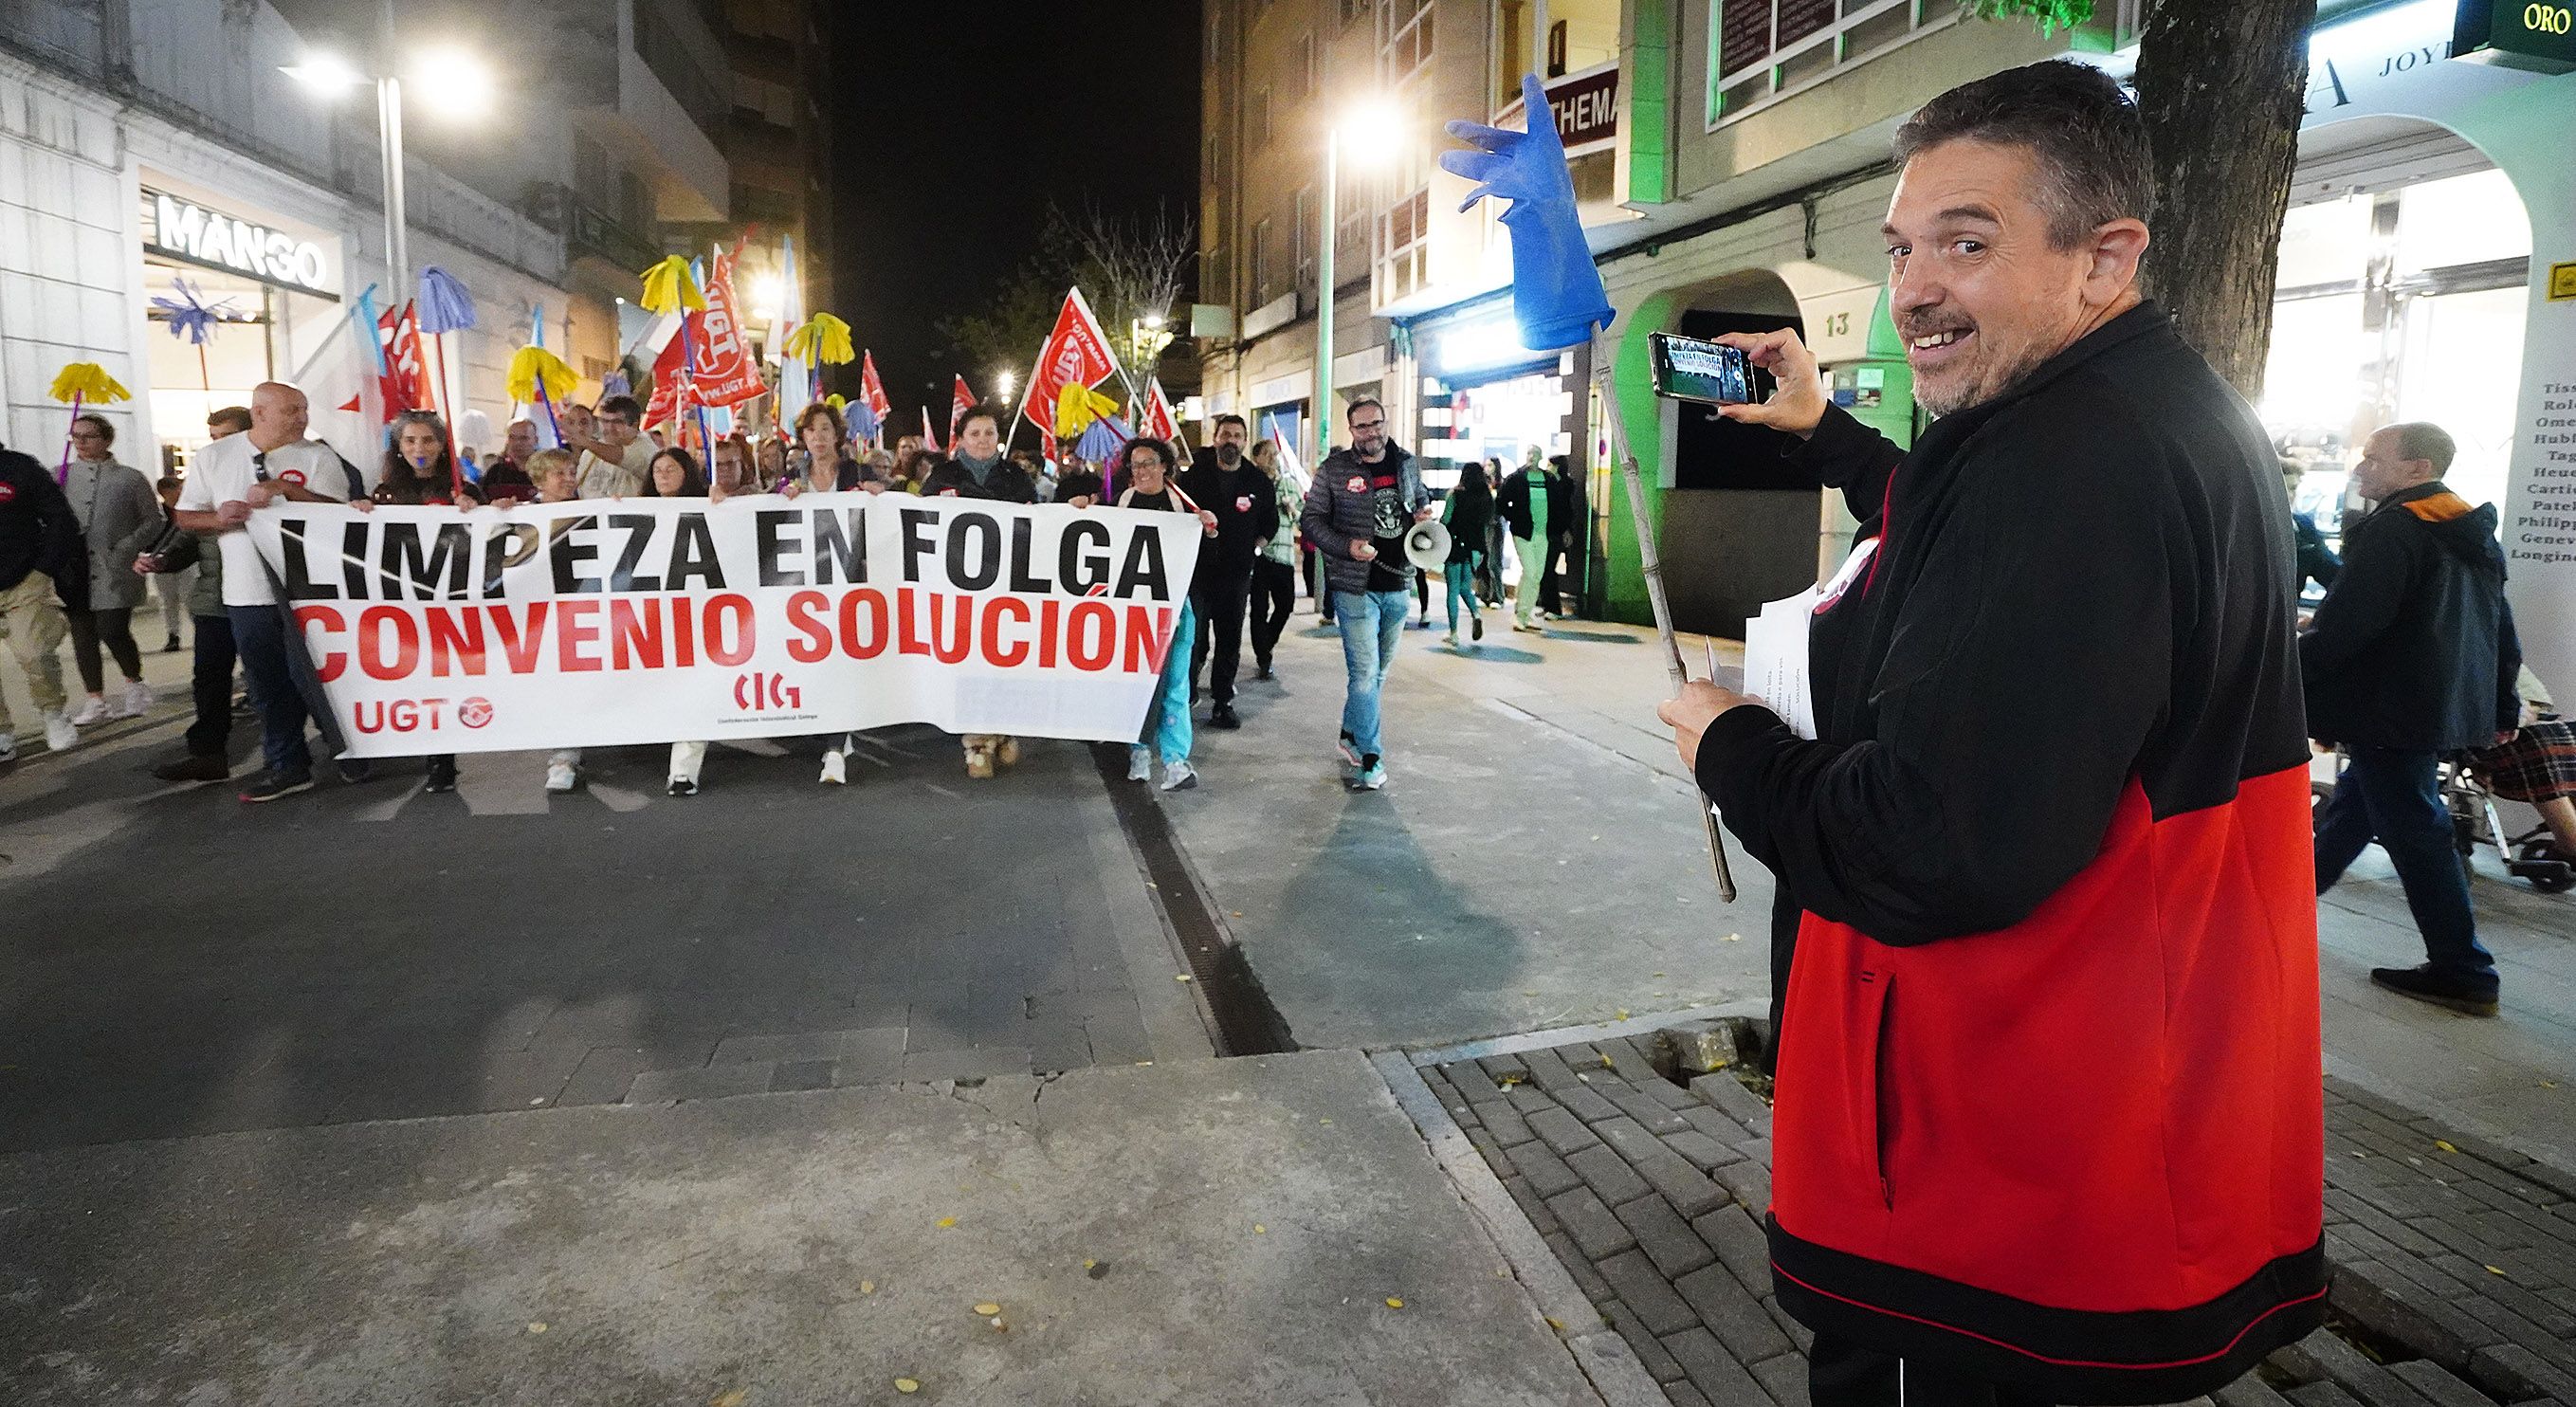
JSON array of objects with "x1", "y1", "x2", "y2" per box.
[
  {"x1": 2316, "y1": 746, "x2": 2496, "y2": 984},
  {"x1": 1332, "y1": 588, "x2": 1408, "y2": 760},
  {"x1": 1443, "y1": 560, "x2": 1481, "y2": 631},
  {"x1": 229, "y1": 604, "x2": 321, "y2": 777},
  {"x1": 1140, "y1": 601, "x2": 1196, "y2": 765}
]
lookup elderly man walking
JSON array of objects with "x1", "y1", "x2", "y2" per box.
[{"x1": 2305, "y1": 421, "x2": 2520, "y2": 1015}]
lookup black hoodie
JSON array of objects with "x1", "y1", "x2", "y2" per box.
[
  {"x1": 1178, "y1": 448, "x2": 1280, "y2": 580},
  {"x1": 2300, "y1": 479, "x2": 2520, "y2": 751},
  {"x1": 0, "y1": 448, "x2": 81, "y2": 595}
]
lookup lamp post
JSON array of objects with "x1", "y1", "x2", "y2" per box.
[
  {"x1": 1313, "y1": 106, "x2": 1398, "y2": 470},
  {"x1": 283, "y1": 4, "x2": 491, "y2": 309}
]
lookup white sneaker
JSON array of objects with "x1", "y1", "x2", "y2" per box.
[
  {"x1": 113, "y1": 680, "x2": 154, "y2": 718},
  {"x1": 0, "y1": 731, "x2": 15, "y2": 763},
  {"x1": 1127, "y1": 746, "x2": 1154, "y2": 782},
  {"x1": 1443, "y1": 630, "x2": 1461, "y2": 648},
  {"x1": 818, "y1": 749, "x2": 848, "y2": 785},
  {"x1": 1159, "y1": 759, "x2": 1198, "y2": 792},
  {"x1": 68, "y1": 696, "x2": 110, "y2": 726},
  {"x1": 44, "y1": 711, "x2": 78, "y2": 752},
  {"x1": 545, "y1": 761, "x2": 578, "y2": 793}
]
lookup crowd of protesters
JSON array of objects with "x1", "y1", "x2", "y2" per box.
[
  {"x1": 5, "y1": 375, "x2": 2565, "y2": 996},
  {"x1": 4, "y1": 383, "x2": 1598, "y2": 806}
]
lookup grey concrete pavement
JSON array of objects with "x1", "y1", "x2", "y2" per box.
[
  {"x1": 0, "y1": 1050, "x2": 1608, "y2": 1407},
  {"x1": 1158, "y1": 613, "x2": 1778, "y2": 1052},
  {"x1": 0, "y1": 714, "x2": 1209, "y2": 1153}
]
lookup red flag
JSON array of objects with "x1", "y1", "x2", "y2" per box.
[
  {"x1": 375, "y1": 301, "x2": 428, "y2": 417},
  {"x1": 949, "y1": 375, "x2": 976, "y2": 446},
  {"x1": 646, "y1": 332, "x2": 691, "y2": 429},
  {"x1": 921, "y1": 405, "x2": 941, "y2": 454},
  {"x1": 865, "y1": 347, "x2": 896, "y2": 417},
  {"x1": 688, "y1": 247, "x2": 766, "y2": 409},
  {"x1": 861, "y1": 352, "x2": 894, "y2": 428},
  {"x1": 1140, "y1": 378, "x2": 1179, "y2": 443},
  {"x1": 1020, "y1": 288, "x2": 1121, "y2": 436}
]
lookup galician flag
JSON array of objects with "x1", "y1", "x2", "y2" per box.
[{"x1": 776, "y1": 235, "x2": 811, "y2": 435}]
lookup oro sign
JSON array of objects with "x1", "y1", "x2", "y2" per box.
[{"x1": 2455, "y1": 0, "x2": 2576, "y2": 67}]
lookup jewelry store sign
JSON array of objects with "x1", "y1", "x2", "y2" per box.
[{"x1": 141, "y1": 188, "x2": 338, "y2": 298}]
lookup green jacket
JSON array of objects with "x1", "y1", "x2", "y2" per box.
[{"x1": 153, "y1": 527, "x2": 226, "y2": 617}]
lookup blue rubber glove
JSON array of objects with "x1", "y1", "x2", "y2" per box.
[{"x1": 1441, "y1": 73, "x2": 1615, "y2": 353}]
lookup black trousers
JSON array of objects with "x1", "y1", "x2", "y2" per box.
[
  {"x1": 1191, "y1": 568, "x2": 1253, "y2": 705},
  {"x1": 66, "y1": 605, "x2": 142, "y2": 692},
  {"x1": 1249, "y1": 558, "x2": 1295, "y2": 670},
  {"x1": 1808, "y1": 1332, "x2": 2055, "y2": 1407},
  {"x1": 185, "y1": 610, "x2": 235, "y2": 758}
]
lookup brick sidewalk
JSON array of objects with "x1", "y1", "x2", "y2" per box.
[{"x1": 1406, "y1": 1027, "x2": 2576, "y2": 1407}]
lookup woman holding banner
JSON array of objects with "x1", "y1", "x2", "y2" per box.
[
  {"x1": 520, "y1": 448, "x2": 591, "y2": 795},
  {"x1": 638, "y1": 447, "x2": 724, "y2": 797},
  {"x1": 363, "y1": 411, "x2": 472, "y2": 792},
  {"x1": 1113, "y1": 437, "x2": 1218, "y2": 793},
  {"x1": 923, "y1": 407, "x2": 1038, "y2": 779},
  {"x1": 789, "y1": 403, "x2": 882, "y2": 495}
]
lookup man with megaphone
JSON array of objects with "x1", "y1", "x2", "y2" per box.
[{"x1": 1299, "y1": 395, "x2": 1435, "y2": 793}]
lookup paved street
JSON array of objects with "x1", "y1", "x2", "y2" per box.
[
  {"x1": 1159, "y1": 612, "x2": 1776, "y2": 1051},
  {"x1": 0, "y1": 1051, "x2": 1603, "y2": 1406},
  {"x1": 0, "y1": 683, "x2": 1209, "y2": 1154},
  {"x1": 3, "y1": 610, "x2": 2571, "y2": 1405}
]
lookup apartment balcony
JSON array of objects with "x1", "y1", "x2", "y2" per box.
[{"x1": 557, "y1": 0, "x2": 730, "y2": 222}]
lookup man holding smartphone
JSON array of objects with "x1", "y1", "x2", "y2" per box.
[{"x1": 1654, "y1": 63, "x2": 2324, "y2": 1407}]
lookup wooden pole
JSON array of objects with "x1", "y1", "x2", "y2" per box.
[{"x1": 1598, "y1": 370, "x2": 1738, "y2": 903}]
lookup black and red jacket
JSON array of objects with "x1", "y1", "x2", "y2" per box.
[{"x1": 1696, "y1": 303, "x2": 2325, "y2": 1403}]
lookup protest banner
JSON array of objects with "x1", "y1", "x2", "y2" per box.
[{"x1": 242, "y1": 495, "x2": 1206, "y2": 758}]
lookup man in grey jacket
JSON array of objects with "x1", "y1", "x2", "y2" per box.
[{"x1": 1299, "y1": 396, "x2": 1432, "y2": 791}]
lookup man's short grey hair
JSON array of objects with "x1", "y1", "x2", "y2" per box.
[
  {"x1": 2383, "y1": 422, "x2": 2457, "y2": 474},
  {"x1": 1892, "y1": 60, "x2": 2152, "y2": 250}
]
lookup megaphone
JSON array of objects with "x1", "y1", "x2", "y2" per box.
[{"x1": 1403, "y1": 518, "x2": 1452, "y2": 574}]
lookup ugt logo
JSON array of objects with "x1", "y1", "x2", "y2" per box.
[{"x1": 734, "y1": 672, "x2": 802, "y2": 711}]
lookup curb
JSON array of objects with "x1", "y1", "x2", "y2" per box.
[{"x1": 1369, "y1": 1050, "x2": 1671, "y2": 1407}]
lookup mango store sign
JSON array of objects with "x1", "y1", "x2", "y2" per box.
[{"x1": 143, "y1": 189, "x2": 336, "y2": 298}]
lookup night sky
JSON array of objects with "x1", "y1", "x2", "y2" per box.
[{"x1": 822, "y1": 0, "x2": 1203, "y2": 422}]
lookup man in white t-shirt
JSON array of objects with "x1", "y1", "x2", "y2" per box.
[
  {"x1": 173, "y1": 380, "x2": 359, "y2": 802},
  {"x1": 562, "y1": 393, "x2": 654, "y2": 500}
]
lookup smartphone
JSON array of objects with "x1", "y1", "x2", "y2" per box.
[{"x1": 1648, "y1": 332, "x2": 1777, "y2": 406}]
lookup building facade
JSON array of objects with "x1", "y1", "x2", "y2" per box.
[
  {"x1": 1190, "y1": 0, "x2": 2575, "y2": 703},
  {"x1": 0, "y1": 0, "x2": 811, "y2": 478},
  {"x1": 665, "y1": 0, "x2": 837, "y2": 374}
]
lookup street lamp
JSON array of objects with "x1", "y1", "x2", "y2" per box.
[
  {"x1": 1316, "y1": 102, "x2": 1401, "y2": 469},
  {"x1": 282, "y1": 8, "x2": 491, "y2": 305},
  {"x1": 995, "y1": 369, "x2": 1017, "y2": 403}
]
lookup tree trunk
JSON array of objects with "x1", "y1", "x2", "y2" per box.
[{"x1": 2130, "y1": 0, "x2": 2317, "y2": 402}]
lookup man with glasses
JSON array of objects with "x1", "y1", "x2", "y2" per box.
[
  {"x1": 1299, "y1": 396, "x2": 1433, "y2": 791},
  {"x1": 563, "y1": 393, "x2": 653, "y2": 500}
]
